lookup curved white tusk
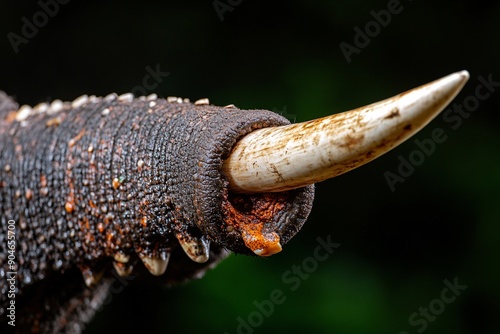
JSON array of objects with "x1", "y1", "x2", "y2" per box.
[{"x1": 223, "y1": 70, "x2": 469, "y2": 193}]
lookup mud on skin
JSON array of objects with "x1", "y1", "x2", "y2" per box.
[{"x1": 0, "y1": 91, "x2": 314, "y2": 333}]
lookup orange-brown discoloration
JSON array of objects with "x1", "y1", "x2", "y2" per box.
[
  {"x1": 241, "y1": 229, "x2": 282, "y2": 256},
  {"x1": 45, "y1": 116, "x2": 62, "y2": 127},
  {"x1": 68, "y1": 129, "x2": 85, "y2": 147},
  {"x1": 84, "y1": 232, "x2": 95, "y2": 243},
  {"x1": 5, "y1": 111, "x2": 17, "y2": 123},
  {"x1": 140, "y1": 216, "x2": 148, "y2": 228},
  {"x1": 337, "y1": 134, "x2": 365, "y2": 149},
  {"x1": 103, "y1": 213, "x2": 114, "y2": 225},
  {"x1": 25, "y1": 188, "x2": 33, "y2": 200},
  {"x1": 106, "y1": 232, "x2": 114, "y2": 243},
  {"x1": 65, "y1": 201, "x2": 75, "y2": 213},
  {"x1": 40, "y1": 175, "x2": 47, "y2": 187},
  {"x1": 97, "y1": 222, "x2": 105, "y2": 233},
  {"x1": 384, "y1": 107, "x2": 400, "y2": 119},
  {"x1": 112, "y1": 178, "x2": 120, "y2": 190},
  {"x1": 222, "y1": 192, "x2": 287, "y2": 256},
  {"x1": 78, "y1": 218, "x2": 88, "y2": 232}
]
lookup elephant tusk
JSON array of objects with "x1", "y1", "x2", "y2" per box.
[{"x1": 222, "y1": 71, "x2": 470, "y2": 193}]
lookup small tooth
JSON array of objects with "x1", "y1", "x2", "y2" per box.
[
  {"x1": 104, "y1": 93, "x2": 118, "y2": 101},
  {"x1": 81, "y1": 267, "x2": 103, "y2": 288},
  {"x1": 224, "y1": 104, "x2": 236, "y2": 109},
  {"x1": 148, "y1": 101, "x2": 157, "y2": 108},
  {"x1": 183, "y1": 98, "x2": 190, "y2": 103},
  {"x1": 167, "y1": 96, "x2": 178, "y2": 103},
  {"x1": 118, "y1": 93, "x2": 134, "y2": 102},
  {"x1": 146, "y1": 93, "x2": 157, "y2": 101},
  {"x1": 113, "y1": 261, "x2": 133, "y2": 277},
  {"x1": 194, "y1": 98, "x2": 209, "y2": 106},
  {"x1": 33, "y1": 102, "x2": 49, "y2": 114},
  {"x1": 176, "y1": 234, "x2": 210, "y2": 263},
  {"x1": 176, "y1": 97, "x2": 183, "y2": 104},
  {"x1": 88, "y1": 95, "x2": 99, "y2": 103},
  {"x1": 71, "y1": 95, "x2": 88, "y2": 108},
  {"x1": 138, "y1": 251, "x2": 170, "y2": 276},
  {"x1": 48, "y1": 99, "x2": 64, "y2": 114},
  {"x1": 101, "y1": 108, "x2": 110, "y2": 116},
  {"x1": 114, "y1": 252, "x2": 130, "y2": 263},
  {"x1": 16, "y1": 105, "x2": 32, "y2": 121},
  {"x1": 138, "y1": 96, "x2": 147, "y2": 101}
]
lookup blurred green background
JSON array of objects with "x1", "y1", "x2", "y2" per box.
[{"x1": 1, "y1": 0, "x2": 499, "y2": 333}]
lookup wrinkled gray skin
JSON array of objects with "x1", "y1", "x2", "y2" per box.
[{"x1": 0, "y1": 91, "x2": 314, "y2": 333}]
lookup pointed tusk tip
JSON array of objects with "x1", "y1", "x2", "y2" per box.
[
  {"x1": 456, "y1": 70, "x2": 470, "y2": 81},
  {"x1": 423, "y1": 70, "x2": 469, "y2": 114},
  {"x1": 440, "y1": 70, "x2": 469, "y2": 93},
  {"x1": 451, "y1": 69, "x2": 470, "y2": 86},
  {"x1": 223, "y1": 70, "x2": 471, "y2": 193}
]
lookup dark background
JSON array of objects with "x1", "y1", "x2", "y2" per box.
[{"x1": 1, "y1": 0, "x2": 499, "y2": 333}]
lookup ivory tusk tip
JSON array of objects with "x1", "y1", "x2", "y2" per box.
[
  {"x1": 427, "y1": 70, "x2": 469, "y2": 102},
  {"x1": 430, "y1": 70, "x2": 469, "y2": 99},
  {"x1": 390, "y1": 70, "x2": 470, "y2": 134},
  {"x1": 456, "y1": 70, "x2": 470, "y2": 82},
  {"x1": 223, "y1": 70, "x2": 470, "y2": 193},
  {"x1": 385, "y1": 69, "x2": 470, "y2": 129}
]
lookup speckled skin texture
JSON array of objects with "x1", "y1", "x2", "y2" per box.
[{"x1": 0, "y1": 91, "x2": 314, "y2": 333}]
